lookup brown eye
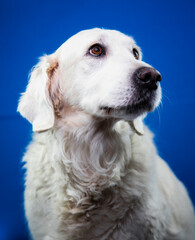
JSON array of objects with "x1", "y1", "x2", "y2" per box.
[
  {"x1": 89, "y1": 44, "x2": 104, "y2": 57},
  {"x1": 133, "y1": 48, "x2": 139, "y2": 60}
]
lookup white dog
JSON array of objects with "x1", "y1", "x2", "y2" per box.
[{"x1": 18, "y1": 28, "x2": 195, "y2": 240}]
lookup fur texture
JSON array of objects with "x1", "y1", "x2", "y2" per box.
[{"x1": 18, "y1": 29, "x2": 195, "y2": 240}]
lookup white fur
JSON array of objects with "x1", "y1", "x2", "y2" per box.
[{"x1": 18, "y1": 29, "x2": 195, "y2": 240}]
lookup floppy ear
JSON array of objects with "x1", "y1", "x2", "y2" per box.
[
  {"x1": 132, "y1": 114, "x2": 146, "y2": 135},
  {"x1": 17, "y1": 55, "x2": 57, "y2": 132}
]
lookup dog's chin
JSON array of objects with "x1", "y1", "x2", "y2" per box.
[
  {"x1": 99, "y1": 86, "x2": 162, "y2": 121},
  {"x1": 100, "y1": 97, "x2": 159, "y2": 121}
]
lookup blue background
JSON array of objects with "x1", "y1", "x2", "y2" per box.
[{"x1": 0, "y1": 0, "x2": 195, "y2": 239}]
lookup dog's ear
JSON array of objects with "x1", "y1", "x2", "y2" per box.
[
  {"x1": 17, "y1": 55, "x2": 58, "y2": 132},
  {"x1": 132, "y1": 114, "x2": 146, "y2": 135}
]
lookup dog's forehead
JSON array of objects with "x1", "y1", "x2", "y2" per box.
[
  {"x1": 58, "y1": 28, "x2": 136, "y2": 55},
  {"x1": 73, "y1": 28, "x2": 135, "y2": 45},
  {"x1": 75, "y1": 28, "x2": 134, "y2": 43}
]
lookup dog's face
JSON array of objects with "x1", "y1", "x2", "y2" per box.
[{"x1": 18, "y1": 28, "x2": 162, "y2": 132}]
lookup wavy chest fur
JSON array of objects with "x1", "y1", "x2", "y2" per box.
[{"x1": 24, "y1": 120, "x2": 166, "y2": 240}]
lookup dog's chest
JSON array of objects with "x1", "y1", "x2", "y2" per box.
[{"x1": 58, "y1": 187, "x2": 157, "y2": 240}]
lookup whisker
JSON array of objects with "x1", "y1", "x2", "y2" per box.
[{"x1": 161, "y1": 88, "x2": 173, "y2": 105}]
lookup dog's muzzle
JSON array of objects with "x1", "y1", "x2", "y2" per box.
[
  {"x1": 100, "y1": 67, "x2": 162, "y2": 118},
  {"x1": 133, "y1": 67, "x2": 161, "y2": 90}
]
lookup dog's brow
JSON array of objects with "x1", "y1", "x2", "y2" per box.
[{"x1": 90, "y1": 37, "x2": 105, "y2": 46}]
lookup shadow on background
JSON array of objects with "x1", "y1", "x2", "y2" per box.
[{"x1": 0, "y1": 0, "x2": 195, "y2": 239}]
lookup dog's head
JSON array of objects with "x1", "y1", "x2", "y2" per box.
[{"x1": 18, "y1": 28, "x2": 161, "y2": 132}]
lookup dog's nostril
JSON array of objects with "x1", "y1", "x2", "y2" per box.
[
  {"x1": 138, "y1": 71, "x2": 152, "y2": 83},
  {"x1": 135, "y1": 67, "x2": 161, "y2": 89}
]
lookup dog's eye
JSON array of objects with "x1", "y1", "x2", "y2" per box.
[
  {"x1": 133, "y1": 48, "x2": 139, "y2": 60},
  {"x1": 89, "y1": 44, "x2": 104, "y2": 57}
]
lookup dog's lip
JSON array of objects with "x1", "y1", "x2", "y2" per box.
[
  {"x1": 100, "y1": 91, "x2": 157, "y2": 115},
  {"x1": 100, "y1": 106, "x2": 130, "y2": 116},
  {"x1": 100, "y1": 106, "x2": 128, "y2": 115},
  {"x1": 100, "y1": 106, "x2": 114, "y2": 114},
  {"x1": 100, "y1": 102, "x2": 154, "y2": 116}
]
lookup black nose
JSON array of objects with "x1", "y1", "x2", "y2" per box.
[{"x1": 134, "y1": 67, "x2": 161, "y2": 90}]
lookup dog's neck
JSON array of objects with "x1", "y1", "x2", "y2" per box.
[{"x1": 54, "y1": 114, "x2": 132, "y2": 194}]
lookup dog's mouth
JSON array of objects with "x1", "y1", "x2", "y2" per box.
[
  {"x1": 100, "y1": 103, "x2": 152, "y2": 118},
  {"x1": 100, "y1": 92, "x2": 158, "y2": 119}
]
